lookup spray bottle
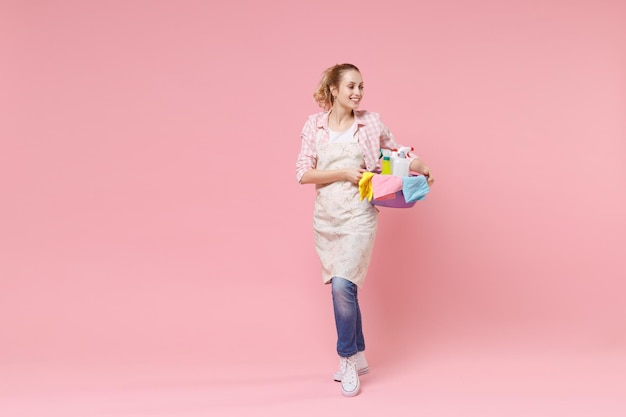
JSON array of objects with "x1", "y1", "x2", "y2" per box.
[
  {"x1": 389, "y1": 149, "x2": 398, "y2": 174},
  {"x1": 392, "y1": 146, "x2": 412, "y2": 177}
]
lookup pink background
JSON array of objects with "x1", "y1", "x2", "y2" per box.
[{"x1": 1, "y1": 0, "x2": 625, "y2": 415}]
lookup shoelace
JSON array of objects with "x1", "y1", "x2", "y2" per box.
[{"x1": 343, "y1": 357, "x2": 358, "y2": 386}]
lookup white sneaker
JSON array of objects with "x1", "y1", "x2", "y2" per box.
[
  {"x1": 333, "y1": 351, "x2": 369, "y2": 382},
  {"x1": 340, "y1": 355, "x2": 360, "y2": 397}
]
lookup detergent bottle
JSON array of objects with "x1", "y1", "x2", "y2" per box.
[
  {"x1": 381, "y1": 149, "x2": 392, "y2": 174},
  {"x1": 392, "y1": 146, "x2": 412, "y2": 177}
]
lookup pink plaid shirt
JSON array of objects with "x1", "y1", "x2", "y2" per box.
[{"x1": 296, "y1": 110, "x2": 415, "y2": 182}]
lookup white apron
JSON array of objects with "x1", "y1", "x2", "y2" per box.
[{"x1": 313, "y1": 141, "x2": 378, "y2": 288}]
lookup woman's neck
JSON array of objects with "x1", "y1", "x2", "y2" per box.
[{"x1": 328, "y1": 107, "x2": 354, "y2": 131}]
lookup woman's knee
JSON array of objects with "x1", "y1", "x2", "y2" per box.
[{"x1": 332, "y1": 277, "x2": 356, "y2": 304}]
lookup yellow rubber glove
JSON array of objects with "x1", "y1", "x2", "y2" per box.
[{"x1": 358, "y1": 171, "x2": 375, "y2": 201}]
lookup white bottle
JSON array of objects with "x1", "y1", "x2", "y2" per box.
[
  {"x1": 389, "y1": 150, "x2": 398, "y2": 174},
  {"x1": 392, "y1": 148, "x2": 410, "y2": 177}
]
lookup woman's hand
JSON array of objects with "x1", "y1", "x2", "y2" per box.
[
  {"x1": 421, "y1": 165, "x2": 435, "y2": 186},
  {"x1": 410, "y1": 159, "x2": 435, "y2": 186},
  {"x1": 343, "y1": 168, "x2": 366, "y2": 185}
]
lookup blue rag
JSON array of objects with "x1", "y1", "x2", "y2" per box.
[{"x1": 402, "y1": 176, "x2": 430, "y2": 203}]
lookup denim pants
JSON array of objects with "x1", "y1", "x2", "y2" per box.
[{"x1": 331, "y1": 277, "x2": 365, "y2": 358}]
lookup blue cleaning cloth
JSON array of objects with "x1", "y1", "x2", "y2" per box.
[{"x1": 402, "y1": 176, "x2": 430, "y2": 203}]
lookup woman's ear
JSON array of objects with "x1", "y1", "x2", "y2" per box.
[{"x1": 329, "y1": 85, "x2": 337, "y2": 98}]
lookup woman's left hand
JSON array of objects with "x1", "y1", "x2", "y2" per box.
[
  {"x1": 422, "y1": 166, "x2": 434, "y2": 186},
  {"x1": 409, "y1": 158, "x2": 435, "y2": 186}
]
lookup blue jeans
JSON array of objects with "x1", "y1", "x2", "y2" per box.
[{"x1": 331, "y1": 277, "x2": 365, "y2": 358}]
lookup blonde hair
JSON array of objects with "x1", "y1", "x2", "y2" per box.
[{"x1": 313, "y1": 63, "x2": 360, "y2": 110}]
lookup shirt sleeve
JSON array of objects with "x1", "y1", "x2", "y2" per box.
[{"x1": 296, "y1": 116, "x2": 318, "y2": 183}]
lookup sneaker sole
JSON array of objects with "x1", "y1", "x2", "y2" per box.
[{"x1": 333, "y1": 367, "x2": 369, "y2": 382}]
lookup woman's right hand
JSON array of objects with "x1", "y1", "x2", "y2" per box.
[{"x1": 343, "y1": 168, "x2": 366, "y2": 185}]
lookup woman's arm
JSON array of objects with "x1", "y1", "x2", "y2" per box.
[
  {"x1": 296, "y1": 117, "x2": 318, "y2": 183},
  {"x1": 378, "y1": 115, "x2": 435, "y2": 186},
  {"x1": 300, "y1": 168, "x2": 365, "y2": 185}
]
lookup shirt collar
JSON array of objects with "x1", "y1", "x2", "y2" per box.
[{"x1": 317, "y1": 110, "x2": 367, "y2": 129}]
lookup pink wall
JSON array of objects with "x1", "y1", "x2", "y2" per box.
[{"x1": 1, "y1": 0, "x2": 625, "y2": 370}]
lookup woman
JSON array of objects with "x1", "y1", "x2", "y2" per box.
[{"x1": 296, "y1": 63, "x2": 434, "y2": 397}]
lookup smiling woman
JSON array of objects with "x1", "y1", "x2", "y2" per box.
[
  {"x1": 314, "y1": 63, "x2": 364, "y2": 115},
  {"x1": 295, "y1": 63, "x2": 435, "y2": 397}
]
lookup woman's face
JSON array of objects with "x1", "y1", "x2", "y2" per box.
[{"x1": 332, "y1": 70, "x2": 364, "y2": 110}]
